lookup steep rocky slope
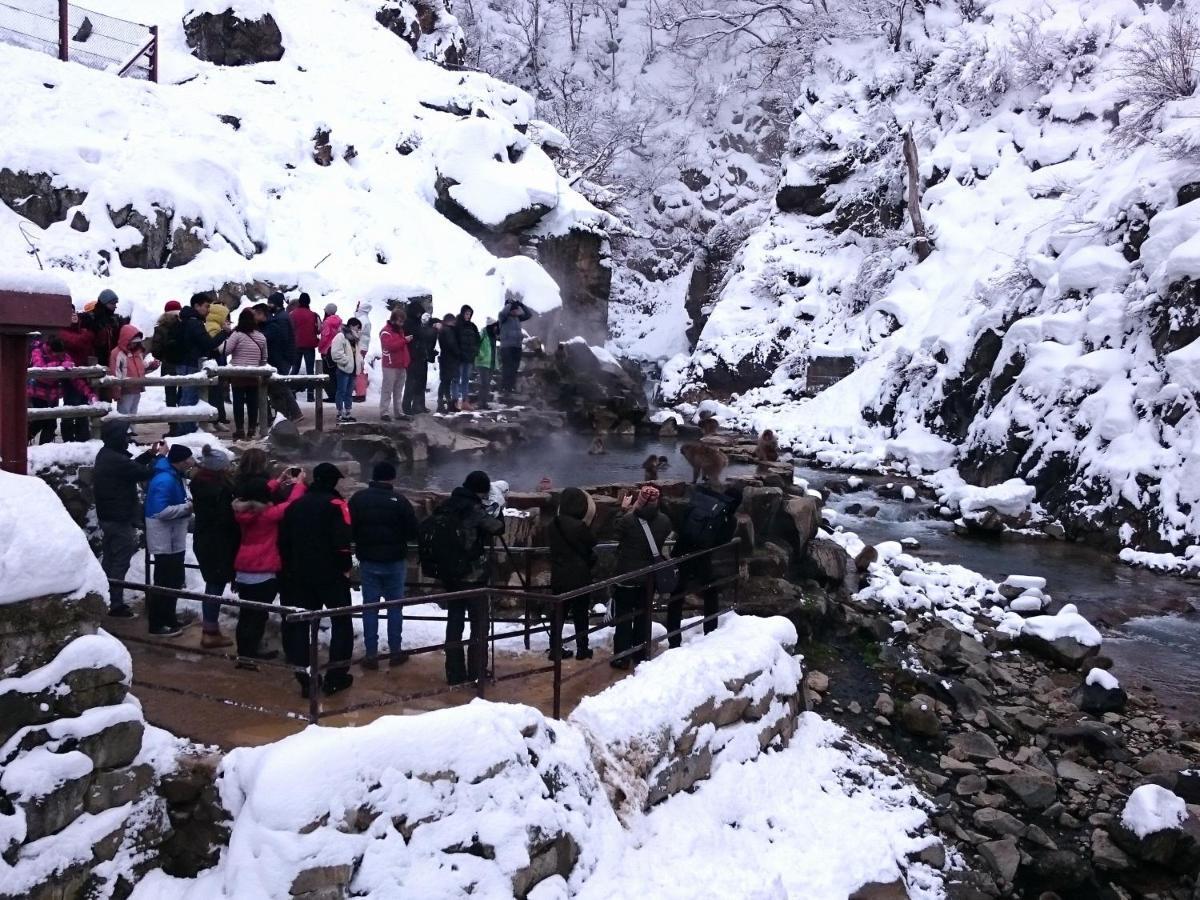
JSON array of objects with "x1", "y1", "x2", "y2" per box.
[
  {"x1": 666, "y1": 0, "x2": 1200, "y2": 554},
  {"x1": 0, "y1": 0, "x2": 611, "y2": 340}
]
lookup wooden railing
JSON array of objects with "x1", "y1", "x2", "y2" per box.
[{"x1": 26, "y1": 363, "x2": 328, "y2": 438}]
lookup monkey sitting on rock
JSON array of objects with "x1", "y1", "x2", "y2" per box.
[
  {"x1": 588, "y1": 437, "x2": 607, "y2": 455},
  {"x1": 756, "y1": 429, "x2": 779, "y2": 462},
  {"x1": 680, "y1": 441, "x2": 728, "y2": 484},
  {"x1": 698, "y1": 415, "x2": 719, "y2": 437}
]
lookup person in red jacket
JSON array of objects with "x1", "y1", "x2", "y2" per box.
[
  {"x1": 289, "y1": 292, "x2": 321, "y2": 401},
  {"x1": 317, "y1": 302, "x2": 342, "y2": 404},
  {"x1": 57, "y1": 309, "x2": 99, "y2": 441},
  {"x1": 230, "y1": 468, "x2": 307, "y2": 665},
  {"x1": 376, "y1": 306, "x2": 412, "y2": 421}
]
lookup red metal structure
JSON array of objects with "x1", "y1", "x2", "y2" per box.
[{"x1": 0, "y1": 285, "x2": 73, "y2": 475}]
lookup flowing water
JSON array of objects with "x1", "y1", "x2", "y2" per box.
[{"x1": 395, "y1": 431, "x2": 1200, "y2": 720}]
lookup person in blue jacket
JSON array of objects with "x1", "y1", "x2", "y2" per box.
[{"x1": 144, "y1": 444, "x2": 196, "y2": 636}]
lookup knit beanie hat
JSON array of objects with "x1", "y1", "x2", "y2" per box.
[
  {"x1": 98, "y1": 288, "x2": 119, "y2": 306},
  {"x1": 268, "y1": 292, "x2": 286, "y2": 309},
  {"x1": 198, "y1": 445, "x2": 232, "y2": 471},
  {"x1": 464, "y1": 470, "x2": 491, "y2": 495},
  {"x1": 313, "y1": 462, "x2": 343, "y2": 486},
  {"x1": 164, "y1": 300, "x2": 182, "y2": 312},
  {"x1": 167, "y1": 444, "x2": 194, "y2": 464}
]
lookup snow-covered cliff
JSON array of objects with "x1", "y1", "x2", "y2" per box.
[{"x1": 668, "y1": 0, "x2": 1200, "y2": 554}]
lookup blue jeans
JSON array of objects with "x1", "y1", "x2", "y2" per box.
[
  {"x1": 176, "y1": 363, "x2": 200, "y2": 434},
  {"x1": 335, "y1": 369, "x2": 355, "y2": 413},
  {"x1": 359, "y1": 559, "x2": 406, "y2": 657},
  {"x1": 203, "y1": 581, "x2": 226, "y2": 633},
  {"x1": 455, "y1": 362, "x2": 474, "y2": 400}
]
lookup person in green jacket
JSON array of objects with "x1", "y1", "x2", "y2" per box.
[{"x1": 475, "y1": 318, "x2": 499, "y2": 410}]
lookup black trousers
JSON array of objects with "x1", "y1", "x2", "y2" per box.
[
  {"x1": 99, "y1": 520, "x2": 137, "y2": 610},
  {"x1": 62, "y1": 384, "x2": 91, "y2": 442},
  {"x1": 27, "y1": 398, "x2": 57, "y2": 444},
  {"x1": 499, "y1": 347, "x2": 521, "y2": 392},
  {"x1": 551, "y1": 593, "x2": 591, "y2": 654},
  {"x1": 292, "y1": 349, "x2": 316, "y2": 400},
  {"x1": 282, "y1": 579, "x2": 353, "y2": 686},
  {"x1": 321, "y1": 353, "x2": 337, "y2": 402},
  {"x1": 235, "y1": 577, "x2": 278, "y2": 655},
  {"x1": 666, "y1": 557, "x2": 719, "y2": 649},
  {"x1": 444, "y1": 580, "x2": 487, "y2": 684},
  {"x1": 231, "y1": 385, "x2": 259, "y2": 435},
  {"x1": 437, "y1": 362, "x2": 456, "y2": 410},
  {"x1": 150, "y1": 552, "x2": 184, "y2": 630},
  {"x1": 612, "y1": 581, "x2": 651, "y2": 664},
  {"x1": 477, "y1": 366, "x2": 494, "y2": 406}
]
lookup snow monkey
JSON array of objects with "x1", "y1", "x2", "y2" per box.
[
  {"x1": 642, "y1": 454, "x2": 660, "y2": 481},
  {"x1": 588, "y1": 437, "x2": 607, "y2": 455},
  {"x1": 680, "y1": 442, "x2": 728, "y2": 484},
  {"x1": 699, "y1": 415, "x2": 720, "y2": 437},
  {"x1": 756, "y1": 429, "x2": 780, "y2": 462}
]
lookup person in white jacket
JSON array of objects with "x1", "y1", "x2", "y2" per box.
[{"x1": 330, "y1": 317, "x2": 364, "y2": 423}]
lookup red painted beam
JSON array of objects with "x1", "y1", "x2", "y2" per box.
[{"x1": 0, "y1": 333, "x2": 29, "y2": 474}]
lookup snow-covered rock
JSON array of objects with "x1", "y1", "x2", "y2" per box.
[
  {"x1": 1077, "y1": 667, "x2": 1127, "y2": 715},
  {"x1": 1004, "y1": 603, "x2": 1102, "y2": 670}
]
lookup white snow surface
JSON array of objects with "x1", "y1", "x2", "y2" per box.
[
  {"x1": 1086, "y1": 667, "x2": 1120, "y2": 691},
  {"x1": 1120, "y1": 785, "x2": 1188, "y2": 839},
  {"x1": 1002, "y1": 603, "x2": 1102, "y2": 648},
  {"x1": 0, "y1": 470, "x2": 107, "y2": 605},
  {"x1": 0, "y1": 0, "x2": 610, "y2": 344}
]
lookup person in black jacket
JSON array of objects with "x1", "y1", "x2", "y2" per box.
[
  {"x1": 401, "y1": 301, "x2": 430, "y2": 415},
  {"x1": 436, "y1": 313, "x2": 460, "y2": 413},
  {"x1": 440, "y1": 470, "x2": 505, "y2": 684},
  {"x1": 94, "y1": 422, "x2": 163, "y2": 616},
  {"x1": 611, "y1": 485, "x2": 673, "y2": 669},
  {"x1": 546, "y1": 487, "x2": 598, "y2": 660},
  {"x1": 263, "y1": 293, "x2": 301, "y2": 422},
  {"x1": 666, "y1": 484, "x2": 741, "y2": 648},
  {"x1": 348, "y1": 461, "x2": 418, "y2": 669},
  {"x1": 453, "y1": 305, "x2": 481, "y2": 411},
  {"x1": 279, "y1": 463, "x2": 355, "y2": 698},
  {"x1": 177, "y1": 293, "x2": 230, "y2": 435},
  {"x1": 190, "y1": 445, "x2": 238, "y2": 649}
]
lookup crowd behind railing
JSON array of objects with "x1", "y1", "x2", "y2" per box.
[{"x1": 24, "y1": 287, "x2": 538, "y2": 447}]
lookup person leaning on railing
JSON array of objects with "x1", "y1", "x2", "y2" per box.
[
  {"x1": 144, "y1": 445, "x2": 197, "y2": 637},
  {"x1": 26, "y1": 334, "x2": 98, "y2": 445},
  {"x1": 177, "y1": 294, "x2": 231, "y2": 436},
  {"x1": 610, "y1": 485, "x2": 673, "y2": 670},
  {"x1": 547, "y1": 487, "x2": 599, "y2": 661}
]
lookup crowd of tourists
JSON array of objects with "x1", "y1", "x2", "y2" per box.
[
  {"x1": 92, "y1": 419, "x2": 742, "y2": 699},
  {"x1": 25, "y1": 288, "x2": 535, "y2": 442}
]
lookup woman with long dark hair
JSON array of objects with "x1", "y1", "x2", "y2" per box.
[{"x1": 221, "y1": 309, "x2": 267, "y2": 440}]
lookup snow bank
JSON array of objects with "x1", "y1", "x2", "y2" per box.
[
  {"x1": 1120, "y1": 785, "x2": 1188, "y2": 839},
  {"x1": 1011, "y1": 603, "x2": 1102, "y2": 648},
  {"x1": 931, "y1": 471, "x2": 1035, "y2": 522},
  {"x1": 0, "y1": 470, "x2": 107, "y2": 605}
]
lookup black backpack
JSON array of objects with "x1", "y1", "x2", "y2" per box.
[
  {"x1": 150, "y1": 317, "x2": 184, "y2": 364},
  {"x1": 418, "y1": 504, "x2": 471, "y2": 581},
  {"x1": 679, "y1": 487, "x2": 736, "y2": 550}
]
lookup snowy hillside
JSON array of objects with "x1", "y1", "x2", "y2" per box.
[
  {"x1": 0, "y1": 0, "x2": 610, "y2": 340},
  {"x1": 662, "y1": 0, "x2": 1200, "y2": 554}
]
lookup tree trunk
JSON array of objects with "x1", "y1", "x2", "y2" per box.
[{"x1": 902, "y1": 127, "x2": 933, "y2": 262}]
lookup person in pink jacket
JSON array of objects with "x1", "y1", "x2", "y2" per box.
[
  {"x1": 109, "y1": 324, "x2": 161, "y2": 414},
  {"x1": 376, "y1": 306, "x2": 412, "y2": 421},
  {"x1": 230, "y1": 468, "x2": 307, "y2": 664},
  {"x1": 317, "y1": 303, "x2": 342, "y2": 404}
]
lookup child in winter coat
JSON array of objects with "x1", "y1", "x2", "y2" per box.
[
  {"x1": 109, "y1": 324, "x2": 161, "y2": 415},
  {"x1": 377, "y1": 307, "x2": 411, "y2": 421}
]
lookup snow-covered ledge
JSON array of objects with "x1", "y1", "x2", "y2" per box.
[
  {"x1": 570, "y1": 615, "x2": 804, "y2": 818},
  {"x1": 0, "y1": 470, "x2": 178, "y2": 899}
]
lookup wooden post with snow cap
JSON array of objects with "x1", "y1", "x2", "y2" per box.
[{"x1": 0, "y1": 273, "x2": 73, "y2": 475}]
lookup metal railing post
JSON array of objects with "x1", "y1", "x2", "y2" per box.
[
  {"x1": 257, "y1": 375, "x2": 270, "y2": 438},
  {"x1": 474, "y1": 594, "x2": 488, "y2": 699},
  {"x1": 641, "y1": 576, "x2": 655, "y2": 663},
  {"x1": 314, "y1": 358, "x2": 324, "y2": 432},
  {"x1": 149, "y1": 25, "x2": 159, "y2": 83},
  {"x1": 307, "y1": 620, "x2": 320, "y2": 723},
  {"x1": 58, "y1": 0, "x2": 68, "y2": 62},
  {"x1": 551, "y1": 600, "x2": 563, "y2": 719}
]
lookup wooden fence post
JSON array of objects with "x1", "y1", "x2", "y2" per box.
[
  {"x1": 314, "y1": 358, "x2": 324, "y2": 432},
  {"x1": 149, "y1": 25, "x2": 159, "y2": 83},
  {"x1": 58, "y1": 0, "x2": 69, "y2": 62}
]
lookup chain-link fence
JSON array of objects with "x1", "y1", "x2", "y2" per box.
[{"x1": 0, "y1": 0, "x2": 157, "y2": 80}]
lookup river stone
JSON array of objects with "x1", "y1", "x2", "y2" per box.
[
  {"x1": 1090, "y1": 828, "x2": 1132, "y2": 871},
  {"x1": 979, "y1": 837, "x2": 1021, "y2": 883},
  {"x1": 780, "y1": 495, "x2": 821, "y2": 555},
  {"x1": 973, "y1": 807, "x2": 1026, "y2": 837},
  {"x1": 184, "y1": 10, "x2": 285, "y2": 65},
  {"x1": 1110, "y1": 814, "x2": 1200, "y2": 872},
  {"x1": 739, "y1": 487, "x2": 783, "y2": 543},
  {"x1": 1076, "y1": 678, "x2": 1127, "y2": 715},
  {"x1": 1136, "y1": 749, "x2": 1190, "y2": 775},
  {"x1": 847, "y1": 879, "x2": 909, "y2": 899},
  {"x1": 900, "y1": 694, "x2": 941, "y2": 739},
  {"x1": 874, "y1": 693, "x2": 895, "y2": 717},
  {"x1": 1046, "y1": 722, "x2": 1126, "y2": 760},
  {"x1": 948, "y1": 731, "x2": 999, "y2": 762},
  {"x1": 1017, "y1": 631, "x2": 1099, "y2": 670},
  {"x1": 1055, "y1": 759, "x2": 1099, "y2": 790},
  {"x1": 993, "y1": 767, "x2": 1057, "y2": 810}
]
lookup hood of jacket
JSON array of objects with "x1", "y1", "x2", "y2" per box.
[
  {"x1": 558, "y1": 487, "x2": 592, "y2": 521},
  {"x1": 232, "y1": 498, "x2": 270, "y2": 516},
  {"x1": 100, "y1": 420, "x2": 132, "y2": 452},
  {"x1": 206, "y1": 303, "x2": 229, "y2": 331},
  {"x1": 116, "y1": 324, "x2": 142, "y2": 352},
  {"x1": 180, "y1": 306, "x2": 203, "y2": 325}
]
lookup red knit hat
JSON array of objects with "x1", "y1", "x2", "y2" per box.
[{"x1": 164, "y1": 300, "x2": 182, "y2": 312}]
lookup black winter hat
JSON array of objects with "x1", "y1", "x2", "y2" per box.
[
  {"x1": 312, "y1": 462, "x2": 343, "y2": 486},
  {"x1": 268, "y1": 292, "x2": 286, "y2": 309},
  {"x1": 372, "y1": 461, "x2": 397, "y2": 482},
  {"x1": 464, "y1": 470, "x2": 490, "y2": 495},
  {"x1": 167, "y1": 444, "x2": 194, "y2": 464}
]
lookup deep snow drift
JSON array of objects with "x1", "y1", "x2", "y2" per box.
[
  {"x1": 0, "y1": 0, "x2": 609, "y2": 344},
  {"x1": 661, "y1": 0, "x2": 1200, "y2": 555}
]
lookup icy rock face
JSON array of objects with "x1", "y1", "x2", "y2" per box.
[
  {"x1": 570, "y1": 615, "x2": 803, "y2": 819},
  {"x1": 375, "y1": 0, "x2": 465, "y2": 67},
  {"x1": 183, "y1": 9, "x2": 285, "y2": 66},
  {"x1": 0, "y1": 169, "x2": 86, "y2": 231}
]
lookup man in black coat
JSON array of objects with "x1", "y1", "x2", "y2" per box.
[
  {"x1": 666, "y1": 484, "x2": 741, "y2": 648},
  {"x1": 436, "y1": 314, "x2": 460, "y2": 413},
  {"x1": 439, "y1": 470, "x2": 504, "y2": 684},
  {"x1": 401, "y1": 300, "x2": 429, "y2": 415},
  {"x1": 263, "y1": 293, "x2": 301, "y2": 422},
  {"x1": 349, "y1": 461, "x2": 418, "y2": 668},
  {"x1": 177, "y1": 293, "x2": 230, "y2": 435},
  {"x1": 94, "y1": 422, "x2": 162, "y2": 616},
  {"x1": 279, "y1": 463, "x2": 355, "y2": 698},
  {"x1": 546, "y1": 487, "x2": 598, "y2": 660}
]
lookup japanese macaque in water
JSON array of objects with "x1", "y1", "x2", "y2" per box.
[
  {"x1": 699, "y1": 416, "x2": 719, "y2": 437},
  {"x1": 756, "y1": 429, "x2": 779, "y2": 462},
  {"x1": 642, "y1": 454, "x2": 659, "y2": 481},
  {"x1": 588, "y1": 437, "x2": 607, "y2": 455},
  {"x1": 680, "y1": 441, "x2": 728, "y2": 484}
]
